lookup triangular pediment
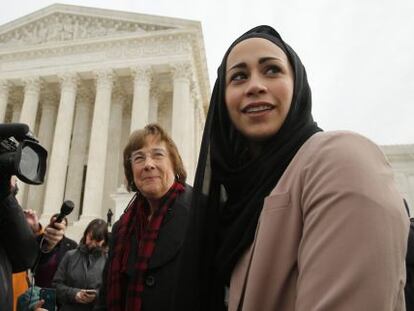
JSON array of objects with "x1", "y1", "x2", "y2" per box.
[{"x1": 0, "y1": 4, "x2": 197, "y2": 48}]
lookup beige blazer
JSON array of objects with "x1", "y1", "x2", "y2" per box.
[{"x1": 229, "y1": 131, "x2": 409, "y2": 311}]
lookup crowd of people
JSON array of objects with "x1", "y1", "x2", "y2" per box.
[{"x1": 0, "y1": 24, "x2": 413, "y2": 311}]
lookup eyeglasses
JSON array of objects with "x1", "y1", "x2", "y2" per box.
[{"x1": 129, "y1": 148, "x2": 168, "y2": 165}]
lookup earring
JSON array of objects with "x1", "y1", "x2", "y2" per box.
[{"x1": 175, "y1": 173, "x2": 180, "y2": 180}]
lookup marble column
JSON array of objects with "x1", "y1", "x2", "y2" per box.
[
  {"x1": 103, "y1": 85, "x2": 124, "y2": 214},
  {"x1": 17, "y1": 77, "x2": 42, "y2": 204},
  {"x1": 10, "y1": 88, "x2": 23, "y2": 122},
  {"x1": 130, "y1": 65, "x2": 151, "y2": 132},
  {"x1": 80, "y1": 70, "x2": 113, "y2": 222},
  {"x1": 26, "y1": 90, "x2": 58, "y2": 214},
  {"x1": 148, "y1": 87, "x2": 159, "y2": 123},
  {"x1": 19, "y1": 77, "x2": 41, "y2": 129},
  {"x1": 171, "y1": 62, "x2": 195, "y2": 183},
  {"x1": 0, "y1": 80, "x2": 10, "y2": 122},
  {"x1": 118, "y1": 100, "x2": 131, "y2": 188},
  {"x1": 64, "y1": 87, "x2": 93, "y2": 223},
  {"x1": 41, "y1": 73, "x2": 78, "y2": 224}
]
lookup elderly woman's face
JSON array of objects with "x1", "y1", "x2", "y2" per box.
[
  {"x1": 130, "y1": 135, "x2": 175, "y2": 200},
  {"x1": 225, "y1": 38, "x2": 294, "y2": 141}
]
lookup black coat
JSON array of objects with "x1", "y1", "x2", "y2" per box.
[
  {"x1": 35, "y1": 234, "x2": 78, "y2": 288},
  {"x1": 95, "y1": 185, "x2": 192, "y2": 311},
  {"x1": 0, "y1": 194, "x2": 38, "y2": 311},
  {"x1": 406, "y1": 217, "x2": 414, "y2": 311}
]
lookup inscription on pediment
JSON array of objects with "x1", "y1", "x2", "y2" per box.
[{"x1": 0, "y1": 13, "x2": 172, "y2": 48}]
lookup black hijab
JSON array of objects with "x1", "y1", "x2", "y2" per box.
[{"x1": 174, "y1": 25, "x2": 322, "y2": 310}]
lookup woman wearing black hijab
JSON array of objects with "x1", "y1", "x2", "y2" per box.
[{"x1": 174, "y1": 25, "x2": 408, "y2": 311}]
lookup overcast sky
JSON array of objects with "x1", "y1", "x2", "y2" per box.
[{"x1": 1, "y1": 0, "x2": 413, "y2": 145}]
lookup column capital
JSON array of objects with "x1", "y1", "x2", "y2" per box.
[
  {"x1": 23, "y1": 77, "x2": 42, "y2": 94},
  {"x1": 94, "y1": 69, "x2": 114, "y2": 90},
  {"x1": 171, "y1": 62, "x2": 192, "y2": 80},
  {"x1": 0, "y1": 80, "x2": 11, "y2": 93},
  {"x1": 59, "y1": 73, "x2": 79, "y2": 91},
  {"x1": 131, "y1": 65, "x2": 152, "y2": 84}
]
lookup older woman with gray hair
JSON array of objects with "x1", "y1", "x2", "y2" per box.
[{"x1": 95, "y1": 123, "x2": 192, "y2": 311}]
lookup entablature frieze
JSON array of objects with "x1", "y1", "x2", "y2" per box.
[
  {"x1": 0, "y1": 31, "x2": 210, "y2": 108},
  {"x1": 0, "y1": 35, "x2": 193, "y2": 81},
  {"x1": 0, "y1": 32, "x2": 192, "y2": 61}
]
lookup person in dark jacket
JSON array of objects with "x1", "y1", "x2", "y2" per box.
[
  {"x1": 405, "y1": 199, "x2": 414, "y2": 311},
  {"x1": 0, "y1": 176, "x2": 39, "y2": 311},
  {"x1": 52, "y1": 218, "x2": 108, "y2": 311},
  {"x1": 95, "y1": 123, "x2": 192, "y2": 311},
  {"x1": 35, "y1": 214, "x2": 77, "y2": 288},
  {"x1": 406, "y1": 217, "x2": 414, "y2": 310}
]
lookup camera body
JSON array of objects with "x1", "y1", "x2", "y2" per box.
[{"x1": 0, "y1": 123, "x2": 47, "y2": 185}]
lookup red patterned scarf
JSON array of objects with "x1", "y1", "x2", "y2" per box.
[{"x1": 107, "y1": 182, "x2": 184, "y2": 311}]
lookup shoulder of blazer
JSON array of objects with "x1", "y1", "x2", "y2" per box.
[{"x1": 175, "y1": 184, "x2": 193, "y2": 211}]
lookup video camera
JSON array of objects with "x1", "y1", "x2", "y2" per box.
[{"x1": 0, "y1": 123, "x2": 47, "y2": 185}]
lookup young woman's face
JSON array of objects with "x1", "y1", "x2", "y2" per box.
[{"x1": 225, "y1": 38, "x2": 294, "y2": 141}]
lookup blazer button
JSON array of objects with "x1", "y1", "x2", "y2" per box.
[{"x1": 145, "y1": 275, "x2": 155, "y2": 287}]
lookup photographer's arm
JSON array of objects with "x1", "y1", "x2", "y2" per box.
[{"x1": 0, "y1": 178, "x2": 38, "y2": 272}]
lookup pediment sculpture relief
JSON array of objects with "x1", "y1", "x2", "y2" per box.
[{"x1": 0, "y1": 13, "x2": 172, "y2": 48}]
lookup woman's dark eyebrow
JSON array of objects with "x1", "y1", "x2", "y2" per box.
[
  {"x1": 227, "y1": 62, "x2": 246, "y2": 72},
  {"x1": 228, "y1": 57, "x2": 283, "y2": 72},
  {"x1": 259, "y1": 56, "x2": 282, "y2": 64}
]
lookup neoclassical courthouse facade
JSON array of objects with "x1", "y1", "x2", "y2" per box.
[
  {"x1": 0, "y1": 4, "x2": 210, "y2": 235},
  {"x1": 0, "y1": 4, "x2": 413, "y2": 238}
]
